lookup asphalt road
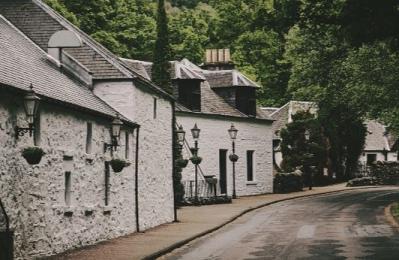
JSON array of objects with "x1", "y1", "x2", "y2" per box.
[{"x1": 164, "y1": 187, "x2": 399, "y2": 260}]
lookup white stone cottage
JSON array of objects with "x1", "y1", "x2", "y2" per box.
[
  {"x1": 0, "y1": 0, "x2": 177, "y2": 258},
  {"x1": 123, "y1": 51, "x2": 275, "y2": 197},
  {"x1": 359, "y1": 120, "x2": 398, "y2": 165},
  {"x1": 0, "y1": 15, "x2": 140, "y2": 258}
]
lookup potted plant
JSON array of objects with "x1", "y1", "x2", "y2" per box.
[
  {"x1": 22, "y1": 147, "x2": 45, "y2": 165},
  {"x1": 190, "y1": 156, "x2": 202, "y2": 165},
  {"x1": 110, "y1": 159, "x2": 127, "y2": 173},
  {"x1": 229, "y1": 154, "x2": 239, "y2": 162},
  {"x1": 176, "y1": 158, "x2": 189, "y2": 168}
]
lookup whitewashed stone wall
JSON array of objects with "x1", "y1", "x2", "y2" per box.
[
  {"x1": 176, "y1": 113, "x2": 273, "y2": 196},
  {"x1": 359, "y1": 152, "x2": 398, "y2": 164},
  {"x1": 94, "y1": 81, "x2": 174, "y2": 230},
  {"x1": 0, "y1": 91, "x2": 137, "y2": 259}
]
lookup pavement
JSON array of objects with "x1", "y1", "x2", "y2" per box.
[
  {"x1": 164, "y1": 187, "x2": 399, "y2": 260},
  {"x1": 55, "y1": 183, "x2": 380, "y2": 260}
]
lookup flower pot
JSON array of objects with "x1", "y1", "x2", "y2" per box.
[
  {"x1": 190, "y1": 156, "x2": 202, "y2": 165},
  {"x1": 22, "y1": 147, "x2": 45, "y2": 165},
  {"x1": 176, "y1": 159, "x2": 189, "y2": 168},
  {"x1": 110, "y1": 159, "x2": 127, "y2": 173}
]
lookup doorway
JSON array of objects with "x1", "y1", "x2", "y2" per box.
[{"x1": 219, "y1": 149, "x2": 228, "y2": 194}]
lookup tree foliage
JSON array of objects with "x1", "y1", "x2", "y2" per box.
[
  {"x1": 152, "y1": 0, "x2": 172, "y2": 91},
  {"x1": 45, "y1": 0, "x2": 399, "y2": 177}
]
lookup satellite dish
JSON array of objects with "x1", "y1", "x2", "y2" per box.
[{"x1": 48, "y1": 30, "x2": 83, "y2": 48}]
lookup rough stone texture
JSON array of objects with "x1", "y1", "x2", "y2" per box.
[
  {"x1": 176, "y1": 113, "x2": 273, "y2": 196},
  {"x1": 0, "y1": 91, "x2": 137, "y2": 259},
  {"x1": 93, "y1": 81, "x2": 174, "y2": 230}
]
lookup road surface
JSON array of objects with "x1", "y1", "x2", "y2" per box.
[{"x1": 164, "y1": 187, "x2": 399, "y2": 260}]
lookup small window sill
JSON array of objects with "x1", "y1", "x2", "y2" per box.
[
  {"x1": 103, "y1": 205, "x2": 114, "y2": 215},
  {"x1": 246, "y1": 181, "x2": 258, "y2": 186}
]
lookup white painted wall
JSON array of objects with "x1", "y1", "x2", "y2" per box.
[
  {"x1": 0, "y1": 92, "x2": 137, "y2": 259},
  {"x1": 359, "y1": 152, "x2": 398, "y2": 164},
  {"x1": 176, "y1": 113, "x2": 273, "y2": 196},
  {"x1": 94, "y1": 81, "x2": 174, "y2": 230}
]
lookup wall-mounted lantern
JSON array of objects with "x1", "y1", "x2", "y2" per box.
[
  {"x1": 15, "y1": 84, "x2": 41, "y2": 140},
  {"x1": 104, "y1": 114, "x2": 123, "y2": 152},
  {"x1": 176, "y1": 125, "x2": 186, "y2": 146}
]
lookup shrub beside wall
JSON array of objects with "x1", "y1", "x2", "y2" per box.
[{"x1": 274, "y1": 171, "x2": 303, "y2": 193}]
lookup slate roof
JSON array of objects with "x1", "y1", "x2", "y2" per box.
[
  {"x1": 203, "y1": 70, "x2": 260, "y2": 89},
  {"x1": 364, "y1": 120, "x2": 398, "y2": 152},
  {"x1": 0, "y1": 0, "x2": 173, "y2": 100},
  {"x1": 122, "y1": 58, "x2": 269, "y2": 119},
  {"x1": 0, "y1": 15, "x2": 135, "y2": 124}
]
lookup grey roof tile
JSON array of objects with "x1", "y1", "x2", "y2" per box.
[
  {"x1": 203, "y1": 70, "x2": 260, "y2": 89},
  {"x1": 0, "y1": 15, "x2": 133, "y2": 122}
]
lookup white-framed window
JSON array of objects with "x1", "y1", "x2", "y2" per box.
[
  {"x1": 85, "y1": 122, "x2": 93, "y2": 154},
  {"x1": 247, "y1": 150, "x2": 255, "y2": 181},
  {"x1": 64, "y1": 172, "x2": 72, "y2": 206},
  {"x1": 153, "y1": 97, "x2": 157, "y2": 119}
]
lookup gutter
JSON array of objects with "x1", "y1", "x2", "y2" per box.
[
  {"x1": 176, "y1": 110, "x2": 274, "y2": 124},
  {"x1": 172, "y1": 101, "x2": 178, "y2": 222},
  {"x1": 135, "y1": 126, "x2": 141, "y2": 232}
]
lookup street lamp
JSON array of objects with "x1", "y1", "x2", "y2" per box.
[
  {"x1": 15, "y1": 84, "x2": 41, "y2": 139},
  {"x1": 104, "y1": 114, "x2": 123, "y2": 152},
  {"x1": 304, "y1": 129, "x2": 312, "y2": 190},
  {"x1": 191, "y1": 123, "x2": 201, "y2": 203},
  {"x1": 228, "y1": 124, "x2": 239, "y2": 199}
]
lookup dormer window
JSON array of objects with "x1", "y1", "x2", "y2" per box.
[
  {"x1": 177, "y1": 80, "x2": 201, "y2": 112},
  {"x1": 236, "y1": 87, "x2": 256, "y2": 117}
]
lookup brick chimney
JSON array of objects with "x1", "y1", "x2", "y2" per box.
[{"x1": 202, "y1": 49, "x2": 235, "y2": 71}]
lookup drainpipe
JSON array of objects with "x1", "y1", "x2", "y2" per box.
[
  {"x1": 172, "y1": 101, "x2": 178, "y2": 222},
  {"x1": 135, "y1": 126, "x2": 140, "y2": 232}
]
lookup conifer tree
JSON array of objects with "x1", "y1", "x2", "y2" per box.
[{"x1": 152, "y1": 0, "x2": 172, "y2": 93}]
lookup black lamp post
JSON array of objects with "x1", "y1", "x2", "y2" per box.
[
  {"x1": 228, "y1": 124, "x2": 239, "y2": 199},
  {"x1": 191, "y1": 123, "x2": 200, "y2": 203},
  {"x1": 304, "y1": 129, "x2": 312, "y2": 190},
  {"x1": 15, "y1": 84, "x2": 41, "y2": 139},
  {"x1": 104, "y1": 114, "x2": 123, "y2": 152}
]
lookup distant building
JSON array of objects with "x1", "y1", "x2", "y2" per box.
[{"x1": 359, "y1": 120, "x2": 398, "y2": 165}]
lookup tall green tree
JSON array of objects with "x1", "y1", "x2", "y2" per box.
[{"x1": 152, "y1": 0, "x2": 172, "y2": 92}]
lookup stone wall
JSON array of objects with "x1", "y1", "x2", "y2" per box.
[
  {"x1": 94, "y1": 81, "x2": 174, "y2": 230},
  {"x1": 0, "y1": 91, "x2": 137, "y2": 259},
  {"x1": 176, "y1": 113, "x2": 273, "y2": 196}
]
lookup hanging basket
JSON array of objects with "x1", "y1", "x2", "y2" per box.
[
  {"x1": 229, "y1": 154, "x2": 239, "y2": 162},
  {"x1": 176, "y1": 159, "x2": 189, "y2": 168},
  {"x1": 22, "y1": 147, "x2": 45, "y2": 165},
  {"x1": 190, "y1": 156, "x2": 202, "y2": 165},
  {"x1": 110, "y1": 159, "x2": 127, "y2": 173}
]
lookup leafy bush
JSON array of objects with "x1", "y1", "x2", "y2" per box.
[
  {"x1": 347, "y1": 177, "x2": 377, "y2": 187},
  {"x1": 182, "y1": 196, "x2": 232, "y2": 206},
  {"x1": 273, "y1": 171, "x2": 303, "y2": 193},
  {"x1": 176, "y1": 158, "x2": 189, "y2": 168}
]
